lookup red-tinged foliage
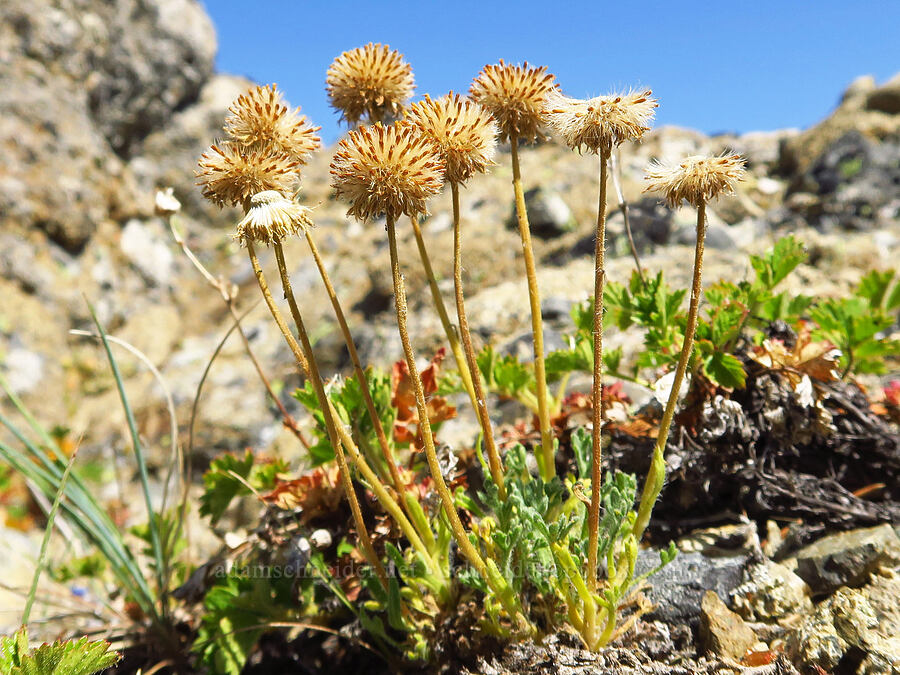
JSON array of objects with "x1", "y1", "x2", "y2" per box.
[{"x1": 391, "y1": 348, "x2": 456, "y2": 446}]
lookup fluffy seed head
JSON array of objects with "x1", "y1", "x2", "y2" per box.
[
  {"x1": 644, "y1": 153, "x2": 747, "y2": 208},
  {"x1": 224, "y1": 84, "x2": 321, "y2": 163},
  {"x1": 545, "y1": 89, "x2": 658, "y2": 154},
  {"x1": 330, "y1": 123, "x2": 445, "y2": 221},
  {"x1": 404, "y1": 94, "x2": 497, "y2": 184},
  {"x1": 469, "y1": 60, "x2": 557, "y2": 143},
  {"x1": 326, "y1": 43, "x2": 415, "y2": 125},
  {"x1": 234, "y1": 190, "x2": 314, "y2": 245},
  {"x1": 197, "y1": 141, "x2": 299, "y2": 208}
]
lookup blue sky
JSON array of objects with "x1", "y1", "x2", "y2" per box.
[{"x1": 203, "y1": 1, "x2": 899, "y2": 144}]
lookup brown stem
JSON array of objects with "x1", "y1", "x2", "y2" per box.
[
  {"x1": 610, "y1": 149, "x2": 646, "y2": 285},
  {"x1": 244, "y1": 243, "x2": 433, "y2": 566},
  {"x1": 385, "y1": 215, "x2": 492, "y2": 581},
  {"x1": 451, "y1": 181, "x2": 505, "y2": 499},
  {"x1": 510, "y1": 135, "x2": 554, "y2": 479},
  {"x1": 304, "y1": 230, "x2": 405, "y2": 493},
  {"x1": 632, "y1": 201, "x2": 707, "y2": 541},
  {"x1": 587, "y1": 150, "x2": 609, "y2": 590},
  {"x1": 408, "y1": 213, "x2": 479, "y2": 411},
  {"x1": 256, "y1": 241, "x2": 388, "y2": 588},
  {"x1": 168, "y1": 214, "x2": 309, "y2": 447}
]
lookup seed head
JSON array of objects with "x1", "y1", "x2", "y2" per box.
[
  {"x1": 234, "y1": 190, "x2": 314, "y2": 246},
  {"x1": 545, "y1": 89, "x2": 658, "y2": 155},
  {"x1": 197, "y1": 141, "x2": 299, "y2": 208},
  {"x1": 404, "y1": 93, "x2": 497, "y2": 184},
  {"x1": 330, "y1": 123, "x2": 445, "y2": 222},
  {"x1": 644, "y1": 153, "x2": 747, "y2": 208},
  {"x1": 326, "y1": 43, "x2": 415, "y2": 125},
  {"x1": 224, "y1": 84, "x2": 321, "y2": 164},
  {"x1": 469, "y1": 60, "x2": 557, "y2": 143}
]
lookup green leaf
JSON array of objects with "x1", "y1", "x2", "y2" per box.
[
  {"x1": 750, "y1": 235, "x2": 806, "y2": 290},
  {"x1": 199, "y1": 450, "x2": 262, "y2": 524},
  {"x1": 570, "y1": 427, "x2": 592, "y2": 481},
  {"x1": 856, "y1": 269, "x2": 896, "y2": 308},
  {"x1": 1, "y1": 629, "x2": 119, "y2": 675},
  {"x1": 703, "y1": 352, "x2": 746, "y2": 389}
]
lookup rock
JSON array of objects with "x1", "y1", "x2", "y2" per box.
[
  {"x1": 3, "y1": 347, "x2": 45, "y2": 395},
  {"x1": 732, "y1": 559, "x2": 813, "y2": 622},
  {"x1": 866, "y1": 72, "x2": 900, "y2": 114},
  {"x1": 570, "y1": 197, "x2": 673, "y2": 260},
  {"x1": 778, "y1": 71, "x2": 900, "y2": 176},
  {"x1": 789, "y1": 585, "x2": 900, "y2": 674},
  {"x1": 509, "y1": 187, "x2": 576, "y2": 238},
  {"x1": 636, "y1": 549, "x2": 748, "y2": 626},
  {"x1": 120, "y1": 219, "x2": 175, "y2": 287},
  {"x1": 794, "y1": 524, "x2": 900, "y2": 596},
  {"x1": 699, "y1": 590, "x2": 757, "y2": 660},
  {"x1": 785, "y1": 130, "x2": 900, "y2": 231},
  {"x1": 131, "y1": 74, "x2": 252, "y2": 224}
]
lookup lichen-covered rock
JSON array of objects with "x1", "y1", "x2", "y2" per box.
[
  {"x1": 789, "y1": 586, "x2": 900, "y2": 675},
  {"x1": 732, "y1": 559, "x2": 813, "y2": 622}
]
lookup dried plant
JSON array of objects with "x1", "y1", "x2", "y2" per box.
[
  {"x1": 470, "y1": 59, "x2": 557, "y2": 143},
  {"x1": 331, "y1": 122, "x2": 444, "y2": 221},
  {"x1": 406, "y1": 93, "x2": 507, "y2": 497},
  {"x1": 331, "y1": 120, "x2": 528, "y2": 627},
  {"x1": 635, "y1": 152, "x2": 747, "y2": 540},
  {"x1": 326, "y1": 42, "x2": 415, "y2": 125},
  {"x1": 234, "y1": 189, "x2": 313, "y2": 246},
  {"x1": 545, "y1": 89, "x2": 657, "y2": 603},
  {"x1": 196, "y1": 142, "x2": 299, "y2": 207},
  {"x1": 471, "y1": 60, "x2": 558, "y2": 480},
  {"x1": 645, "y1": 152, "x2": 747, "y2": 208},
  {"x1": 224, "y1": 84, "x2": 321, "y2": 162}
]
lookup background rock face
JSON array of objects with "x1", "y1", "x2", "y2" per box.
[{"x1": 0, "y1": 0, "x2": 898, "y2": 475}]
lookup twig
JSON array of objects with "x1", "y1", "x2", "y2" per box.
[{"x1": 611, "y1": 149, "x2": 646, "y2": 285}]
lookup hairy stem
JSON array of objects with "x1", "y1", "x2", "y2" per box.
[
  {"x1": 386, "y1": 215, "x2": 525, "y2": 623},
  {"x1": 510, "y1": 135, "x2": 554, "y2": 479},
  {"x1": 305, "y1": 234, "x2": 404, "y2": 488},
  {"x1": 610, "y1": 149, "x2": 645, "y2": 285},
  {"x1": 254, "y1": 241, "x2": 388, "y2": 588},
  {"x1": 588, "y1": 150, "x2": 609, "y2": 592},
  {"x1": 245, "y1": 244, "x2": 435, "y2": 570},
  {"x1": 632, "y1": 201, "x2": 707, "y2": 541},
  {"x1": 451, "y1": 182, "x2": 506, "y2": 499},
  {"x1": 409, "y1": 213, "x2": 479, "y2": 411}
]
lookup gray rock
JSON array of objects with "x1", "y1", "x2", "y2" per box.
[
  {"x1": 636, "y1": 549, "x2": 748, "y2": 626},
  {"x1": 120, "y1": 219, "x2": 175, "y2": 287},
  {"x1": 509, "y1": 187, "x2": 576, "y2": 238},
  {"x1": 794, "y1": 524, "x2": 900, "y2": 596}
]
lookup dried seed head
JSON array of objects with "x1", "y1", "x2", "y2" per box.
[
  {"x1": 469, "y1": 60, "x2": 557, "y2": 143},
  {"x1": 224, "y1": 84, "x2": 321, "y2": 163},
  {"x1": 545, "y1": 89, "x2": 658, "y2": 155},
  {"x1": 404, "y1": 93, "x2": 497, "y2": 184},
  {"x1": 234, "y1": 190, "x2": 314, "y2": 245},
  {"x1": 330, "y1": 123, "x2": 445, "y2": 222},
  {"x1": 326, "y1": 43, "x2": 415, "y2": 125},
  {"x1": 197, "y1": 141, "x2": 299, "y2": 208},
  {"x1": 644, "y1": 153, "x2": 747, "y2": 208}
]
